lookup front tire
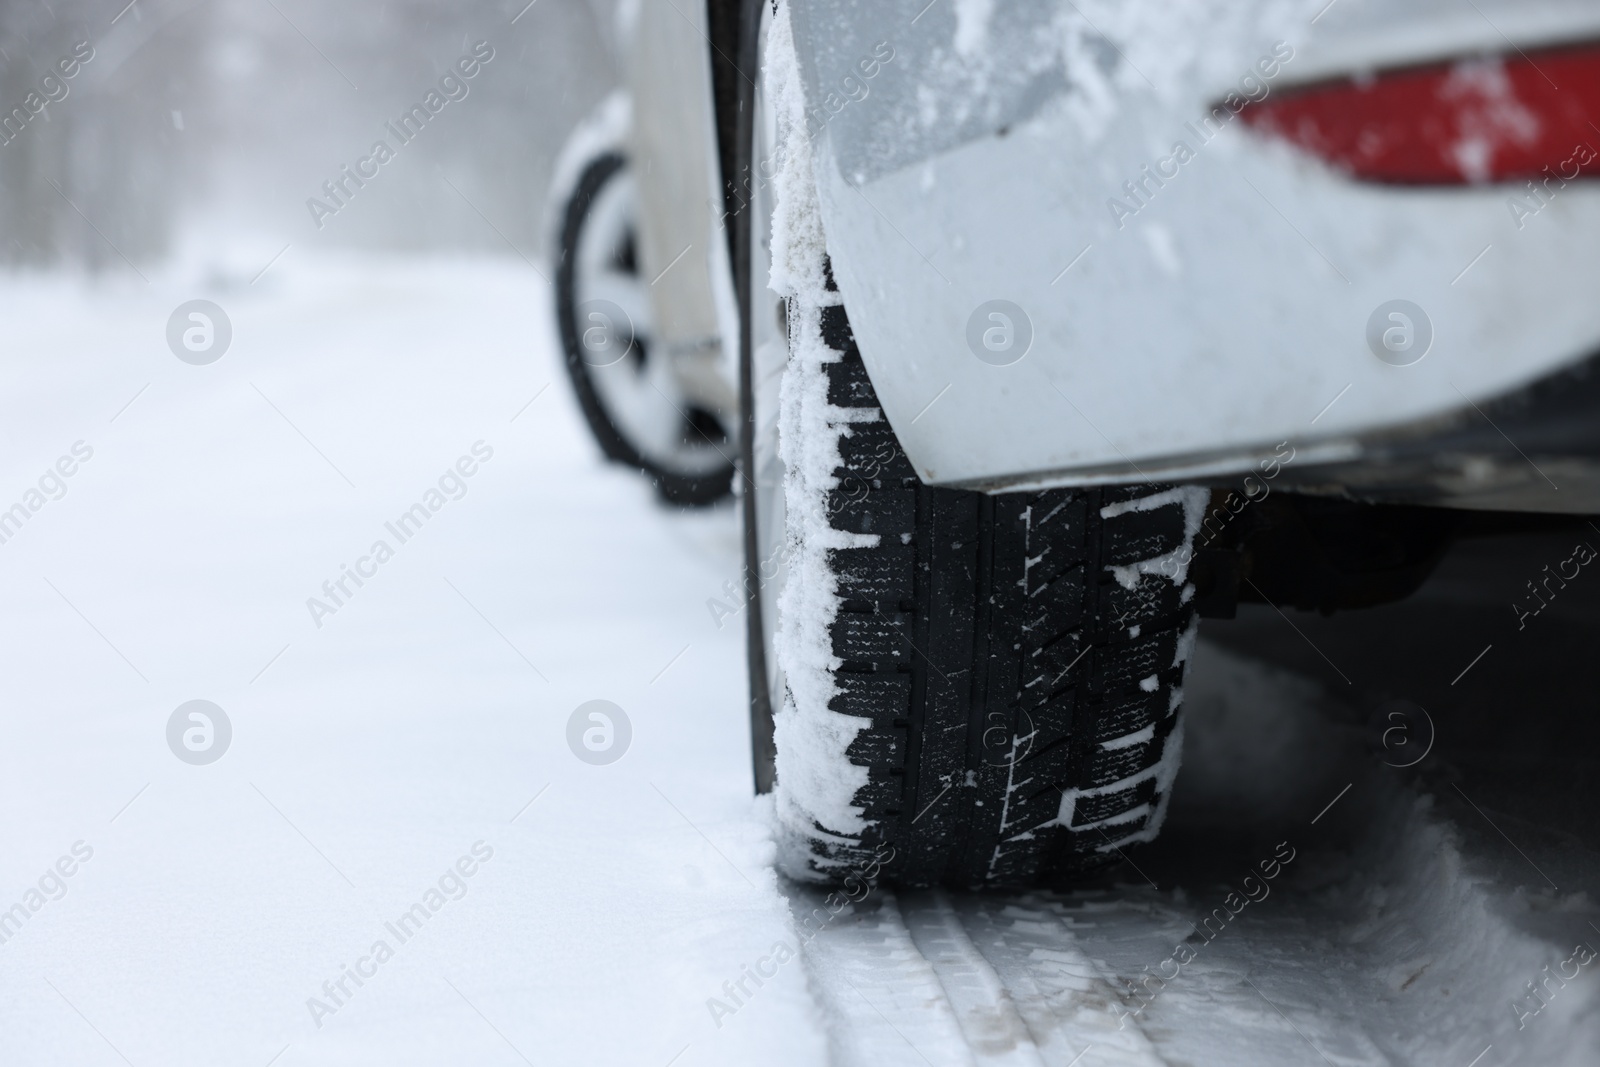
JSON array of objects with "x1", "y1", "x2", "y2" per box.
[{"x1": 554, "y1": 146, "x2": 735, "y2": 506}]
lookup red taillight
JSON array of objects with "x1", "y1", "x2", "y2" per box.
[{"x1": 1241, "y1": 43, "x2": 1600, "y2": 184}]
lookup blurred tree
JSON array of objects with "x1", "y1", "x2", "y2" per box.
[
  {"x1": 0, "y1": 0, "x2": 215, "y2": 270},
  {"x1": 0, "y1": 0, "x2": 616, "y2": 270}
]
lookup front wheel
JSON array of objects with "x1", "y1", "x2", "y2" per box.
[{"x1": 553, "y1": 142, "x2": 735, "y2": 506}]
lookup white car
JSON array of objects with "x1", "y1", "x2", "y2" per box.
[{"x1": 551, "y1": 0, "x2": 1600, "y2": 888}]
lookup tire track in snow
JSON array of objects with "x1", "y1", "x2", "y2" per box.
[
  {"x1": 963, "y1": 890, "x2": 1391, "y2": 1067},
  {"x1": 905, "y1": 892, "x2": 1168, "y2": 1067},
  {"x1": 797, "y1": 876, "x2": 1392, "y2": 1067},
  {"x1": 790, "y1": 888, "x2": 977, "y2": 1067},
  {"x1": 790, "y1": 642, "x2": 1600, "y2": 1065},
  {"x1": 790, "y1": 885, "x2": 1161, "y2": 1067},
  {"x1": 898, "y1": 891, "x2": 1051, "y2": 1067}
]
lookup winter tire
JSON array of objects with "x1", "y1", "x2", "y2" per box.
[{"x1": 736, "y1": 1, "x2": 1208, "y2": 890}]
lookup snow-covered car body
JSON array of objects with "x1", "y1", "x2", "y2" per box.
[{"x1": 781, "y1": 0, "x2": 1600, "y2": 512}]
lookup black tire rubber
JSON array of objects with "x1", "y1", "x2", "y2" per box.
[
  {"x1": 779, "y1": 293, "x2": 1202, "y2": 891},
  {"x1": 722, "y1": 0, "x2": 1199, "y2": 888},
  {"x1": 555, "y1": 151, "x2": 735, "y2": 507}
]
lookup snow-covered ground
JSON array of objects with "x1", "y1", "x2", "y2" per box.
[
  {"x1": 0, "y1": 256, "x2": 1595, "y2": 1065},
  {"x1": 794, "y1": 643, "x2": 1600, "y2": 1066}
]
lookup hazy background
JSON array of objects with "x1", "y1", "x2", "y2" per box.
[{"x1": 0, "y1": 0, "x2": 619, "y2": 272}]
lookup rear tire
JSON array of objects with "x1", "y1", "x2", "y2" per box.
[
  {"x1": 736, "y1": 0, "x2": 1207, "y2": 889},
  {"x1": 768, "y1": 284, "x2": 1207, "y2": 889}
]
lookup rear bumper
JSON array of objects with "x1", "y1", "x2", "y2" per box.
[{"x1": 785, "y1": 0, "x2": 1600, "y2": 512}]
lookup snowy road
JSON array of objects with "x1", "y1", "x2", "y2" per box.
[
  {"x1": 792, "y1": 640, "x2": 1600, "y2": 1067},
  {"x1": 1, "y1": 256, "x2": 1595, "y2": 1065}
]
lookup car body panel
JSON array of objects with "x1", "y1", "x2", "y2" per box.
[{"x1": 784, "y1": 0, "x2": 1600, "y2": 504}]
